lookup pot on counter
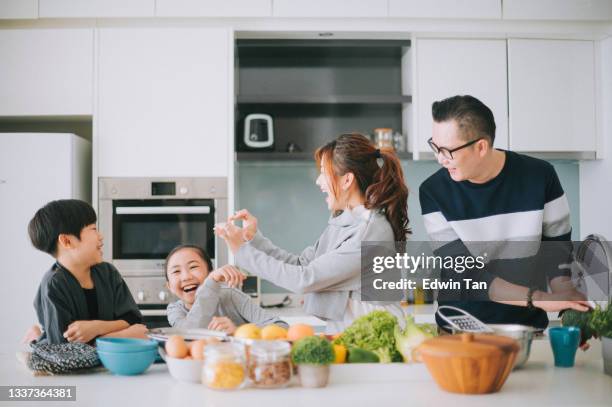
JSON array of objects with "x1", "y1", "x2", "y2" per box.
[{"x1": 418, "y1": 333, "x2": 519, "y2": 394}]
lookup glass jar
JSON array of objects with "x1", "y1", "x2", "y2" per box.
[
  {"x1": 247, "y1": 341, "x2": 292, "y2": 388},
  {"x1": 202, "y1": 343, "x2": 246, "y2": 390},
  {"x1": 373, "y1": 128, "x2": 394, "y2": 149},
  {"x1": 393, "y1": 131, "x2": 406, "y2": 152}
]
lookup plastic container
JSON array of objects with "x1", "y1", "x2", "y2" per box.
[
  {"x1": 248, "y1": 341, "x2": 292, "y2": 388},
  {"x1": 97, "y1": 349, "x2": 157, "y2": 376},
  {"x1": 202, "y1": 343, "x2": 246, "y2": 390},
  {"x1": 373, "y1": 128, "x2": 394, "y2": 149}
]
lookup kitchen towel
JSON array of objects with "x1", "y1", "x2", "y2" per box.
[{"x1": 22, "y1": 342, "x2": 101, "y2": 375}]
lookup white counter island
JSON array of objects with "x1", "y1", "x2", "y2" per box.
[{"x1": 1, "y1": 337, "x2": 611, "y2": 407}]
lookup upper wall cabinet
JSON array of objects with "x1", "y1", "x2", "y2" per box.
[
  {"x1": 0, "y1": 0, "x2": 37, "y2": 19},
  {"x1": 415, "y1": 38, "x2": 508, "y2": 154},
  {"x1": 39, "y1": 0, "x2": 154, "y2": 18},
  {"x1": 508, "y1": 39, "x2": 596, "y2": 153},
  {"x1": 503, "y1": 0, "x2": 612, "y2": 21},
  {"x1": 157, "y1": 0, "x2": 271, "y2": 17},
  {"x1": 273, "y1": 0, "x2": 386, "y2": 17},
  {"x1": 390, "y1": 0, "x2": 501, "y2": 19},
  {"x1": 97, "y1": 28, "x2": 231, "y2": 177},
  {"x1": 0, "y1": 29, "x2": 93, "y2": 116}
]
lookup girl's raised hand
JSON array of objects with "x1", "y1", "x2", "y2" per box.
[
  {"x1": 209, "y1": 265, "x2": 246, "y2": 288},
  {"x1": 229, "y1": 209, "x2": 258, "y2": 241}
]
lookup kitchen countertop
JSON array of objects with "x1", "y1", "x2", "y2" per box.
[{"x1": 1, "y1": 338, "x2": 610, "y2": 406}]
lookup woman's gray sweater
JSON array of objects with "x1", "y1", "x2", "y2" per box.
[{"x1": 234, "y1": 206, "x2": 396, "y2": 321}]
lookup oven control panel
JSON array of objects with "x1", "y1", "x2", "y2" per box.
[{"x1": 122, "y1": 275, "x2": 176, "y2": 305}]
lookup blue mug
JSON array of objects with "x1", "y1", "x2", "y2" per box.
[{"x1": 549, "y1": 326, "x2": 581, "y2": 367}]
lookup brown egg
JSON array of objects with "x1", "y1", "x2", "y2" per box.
[
  {"x1": 190, "y1": 339, "x2": 207, "y2": 360},
  {"x1": 165, "y1": 335, "x2": 189, "y2": 359}
]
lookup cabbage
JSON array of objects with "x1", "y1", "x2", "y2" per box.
[{"x1": 394, "y1": 314, "x2": 436, "y2": 363}]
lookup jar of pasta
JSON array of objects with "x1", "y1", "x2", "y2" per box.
[
  {"x1": 202, "y1": 343, "x2": 246, "y2": 390},
  {"x1": 248, "y1": 341, "x2": 292, "y2": 388}
]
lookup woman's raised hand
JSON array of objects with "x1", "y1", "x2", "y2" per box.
[
  {"x1": 214, "y1": 221, "x2": 246, "y2": 254},
  {"x1": 229, "y1": 209, "x2": 258, "y2": 242}
]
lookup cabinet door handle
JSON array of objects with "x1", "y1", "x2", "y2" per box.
[{"x1": 0, "y1": 179, "x2": 6, "y2": 184}]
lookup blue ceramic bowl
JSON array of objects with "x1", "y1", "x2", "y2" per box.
[
  {"x1": 97, "y1": 349, "x2": 157, "y2": 376},
  {"x1": 96, "y1": 337, "x2": 158, "y2": 353}
]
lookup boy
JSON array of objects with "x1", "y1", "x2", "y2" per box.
[{"x1": 27, "y1": 199, "x2": 146, "y2": 344}]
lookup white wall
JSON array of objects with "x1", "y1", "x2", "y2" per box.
[{"x1": 580, "y1": 36, "x2": 612, "y2": 240}]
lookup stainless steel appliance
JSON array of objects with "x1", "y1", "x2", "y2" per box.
[{"x1": 98, "y1": 177, "x2": 228, "y2": 327}]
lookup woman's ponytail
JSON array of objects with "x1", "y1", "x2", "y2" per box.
[{"x1": 365, "y1": 148, "x2": 410, "y2": 242}]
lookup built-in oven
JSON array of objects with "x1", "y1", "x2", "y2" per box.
[{"x1": 98, "y1": 177, "x2": 228, "y2": 328}]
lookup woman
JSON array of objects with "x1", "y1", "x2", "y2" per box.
[{"x1": 215, "y1": 133, "x2": 410, "y2": 332}]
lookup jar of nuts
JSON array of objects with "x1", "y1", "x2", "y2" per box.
[
  {"x1": 202, "y1": 343, "x2": 246, "y2": 390},
  {"x1": 248, "y1": 340, "x2": 292, "y2": 388}
]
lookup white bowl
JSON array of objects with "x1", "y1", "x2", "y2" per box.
[{"x1": 159, "y1": 348, "x2": 204, "y2": 383}]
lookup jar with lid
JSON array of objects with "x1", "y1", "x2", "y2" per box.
[
  {"x1": 248, "y1": 341, "x2": 292, "y2": 388},
  {"x1": 373, "y1": 128, "x2": 394, "y2": 149},
  {"x1": 202, "y1": 343, "x2": 246, "y2": 390}
]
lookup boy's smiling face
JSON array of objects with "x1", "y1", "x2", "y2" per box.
[
  {"x1": 166, "y1": 248, "x2": 209, "y2": 306},
  {"x1": 58, "y1": 223, "x2": 104, "y2": 266}
]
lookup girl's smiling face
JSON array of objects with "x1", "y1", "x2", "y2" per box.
[{"x1": 166, "y1": 248, "x2": 209, "y2": 307}]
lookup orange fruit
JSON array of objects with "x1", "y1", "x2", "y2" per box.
[
  {"x1": 287, "y1": 324, "x2": 315, "y2": 341},
  {"x1": 261, "y1": 324, "x2": 288, "y2": 340},
  {"x1": 234, "y1": 323, "x2": 262, "y2": 340}
]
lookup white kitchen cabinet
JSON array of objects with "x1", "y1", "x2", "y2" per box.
[
  {"x1": 390, "y1": 0, "x2": 501, "y2": 19},
  {"x1": 156, "y1": 0, "x2": 271, "y2": 17},
  {"x1": 0, "y1": 0, "x2": 37, "y2": 19},
  {"x1": 97, "y1": 28, "x2": 231, "y2": 177},
  {"x1": 415, "y1": 38, "x2": 508, "y2": 154},
  {"x1": 39, "y1": 0, "x2": 154, "y2": 18},
  {"x1": 508, "y1": 39, "x2": 596, "y2": 152},
  {"x1": 273, "y1": 0, "x2": 386, "y2": 17},
  {"x1": 503, "y1": 0, "x2": 612, "y2": 21},
  {"x1": 0, "y1": 29, "x2": 93, "y2": 116}
]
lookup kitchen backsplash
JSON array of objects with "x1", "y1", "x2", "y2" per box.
[{"x1": 236, "y1": 159, "x2": 580, "y2": 294}]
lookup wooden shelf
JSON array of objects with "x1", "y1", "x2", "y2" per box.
[
  {"x1": 236, "y1": 151, "x2": 413, "y2": 161},
  {"x1": 237, "y1": 95, "x2": 412, "y2": 104}
]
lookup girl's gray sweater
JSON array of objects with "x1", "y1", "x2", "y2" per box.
[
  {"x1": 166, "y1": 278, "x2": 287, "y2": 329},
  {"x1": 234, "y1": 206, "x2": 396, "y2": 321}
]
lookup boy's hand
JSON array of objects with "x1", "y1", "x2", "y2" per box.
[
  {"x1": 208, "y1": 316, "x2": 236, "y2": 334},
  {"x1": 101, "y1": 324, "x2": 149, "y2": 339},
  {"x1": 64, "y1": 320, "x2": 102, "y2": 343},
  {"x1": 209, "y1": 265, "x2": 246, "y2": 288},
  {"x1": 22, "y1": 324, "x2": 42, "y2": 344}
]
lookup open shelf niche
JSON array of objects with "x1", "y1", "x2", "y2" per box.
[{"x1": 235, "y1": 39, "x2": 412, "y2": 161}]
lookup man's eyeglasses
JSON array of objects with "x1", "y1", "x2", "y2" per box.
[{"x1": 427, "y1": 137, "x2": 483, "y2": 160}]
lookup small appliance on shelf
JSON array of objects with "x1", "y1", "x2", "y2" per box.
[{"x1": 242, "y1": 113, "x2": 274, "y2": 151}]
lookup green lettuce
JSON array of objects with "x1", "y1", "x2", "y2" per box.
[{"x1": 333, "y1": 310, "x2": 401, "y2": 363}]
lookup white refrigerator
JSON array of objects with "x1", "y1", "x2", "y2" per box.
[{"x1": 0, "y1": 133, "x2": 91, "y2": 349}]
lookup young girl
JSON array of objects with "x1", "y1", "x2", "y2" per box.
[
  {"x1": 216, "y1": 133, "x2": 411, "y2": 332},
  {"x1": 27, "y1": 199, "x2": 147, "y2": 344},
  {"x1": 165, "y1": 245, "x2": 287, "y2": 333}
]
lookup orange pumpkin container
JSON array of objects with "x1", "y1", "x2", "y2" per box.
[{"x1": 418, "y1": 333, "x2": 519, "y2": 394}]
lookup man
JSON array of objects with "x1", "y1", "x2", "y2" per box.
[{"x1": 419, "y1": 95, "x2": 589, "y2": 330}]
